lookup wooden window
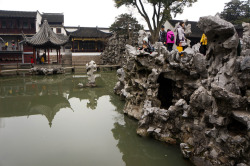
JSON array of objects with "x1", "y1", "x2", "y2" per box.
[
  {"x1": 23, "y1": 22, "x2": 28, "y2": 29},
  {"x1": 56, "y1": 28, "x2": 61, "y2": 34},
  {"x1": 17, "y1": 20, "x2": 20, "y2": 29},
  {"x1": 31, "y1": 23, "x2": 35, "y2": 29},
  {"x1": 2, "y1": 21, "x2": 6, "y2": 28},
  {"x1": 10, "y1": 21, "x2": 14, "y2": 29}
]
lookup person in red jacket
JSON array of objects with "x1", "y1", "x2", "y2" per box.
[
  {"x1": 166, "y1": 29, "x2": 175, "y2": 52},
  {"x1": 31, "y1": 57, "x2": 34, "y2": 67}
]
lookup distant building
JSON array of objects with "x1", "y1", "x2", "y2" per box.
[
  {"x1": 65, "y1": 26, "x2": 111, "y2": 65},
  {"x1": 42, "y1": 13, "x2": 67, "y2": 35},
  {"x1": 0, "y1": 9, "x2": 111, "y2": 65},
  {"x1": 66, "y1": 27, "x2": 111, "y2": 53},
  {"x1": 0, "y1": 10, "x2": 39, "y2": 63},
  {"x1": 0, "y1": 10, "x2": 70, "y2": 64}
]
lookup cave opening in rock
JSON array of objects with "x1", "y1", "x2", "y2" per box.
[
  {"x1": 227, "y1": 118, "x2": 248, "y2": 136},
  {"x1": 157, "y1": 73, "x2": 174, "y2": 109}
]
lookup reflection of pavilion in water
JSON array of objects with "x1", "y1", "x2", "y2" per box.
[
  {"x1": 29, "y1": 95, "x2": 71, "y2": 127},
  {"x1": 0, "y1": 72, "x2": 120, "y2": 127}
]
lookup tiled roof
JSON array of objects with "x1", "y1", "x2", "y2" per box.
[
  {"x1": 23, "y1": 20, "x2": 69, "y2": 48},
  {"x1": 42, "y1": 13, "x2": 64, "y2": 24},
  {"x1": 168, "y1": 20, "x2": 203, "y2": 38},
  {"x1": 0, "y1": 10, "x2": 37, "y2": 18},
  {"x1": 68, "y1": 27, "x2": 111, "y2": 38}
]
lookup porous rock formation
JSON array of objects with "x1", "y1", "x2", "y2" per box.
[
  {"x1": 30, "y1": 66, "x2": 65, "y2": 75},
  {"x1": 101, "y1": 33, "x2": 138, "y2": 65},
  {"x1": 86, "y1": 60, "x2": 97, "y2": 87},
  {"x1": 114, "y1": 16, "x2": 250, "y2": 166}
]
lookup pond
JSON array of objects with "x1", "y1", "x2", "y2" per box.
[{"x1": 0, "y1": 72, "x2": 193, "y2": 166}]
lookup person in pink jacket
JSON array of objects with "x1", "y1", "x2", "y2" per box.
[{"x1": 166, "y1": 29, "x2": 175, "y2": 52}]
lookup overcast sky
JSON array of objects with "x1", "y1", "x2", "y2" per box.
[{"x1": 0, "y1": 0, "x2": 232, "y2": 28}]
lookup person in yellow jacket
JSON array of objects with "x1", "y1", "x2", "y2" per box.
[
  {"x1": 5, "y1": 42, "x2": 8, "y2": 50},
  {"x1": 200, "y1": 33, "x2": 207, "y2": 55},
  {"x1": 41, "y1": 56, "x2": 45, "y2": 64}
]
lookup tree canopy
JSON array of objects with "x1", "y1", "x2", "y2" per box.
[
  {"x1": 220, "y1": 0, "x2": 250, "y2": 25},
  {"x1": 110, "y1": 13, "x2": 143, "y2": 38},
  {"x1": 114, "y1": 0, "x2": 197, "y2": 42}
]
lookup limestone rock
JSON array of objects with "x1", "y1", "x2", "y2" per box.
[
  {"x1": 86, "y1": 60, "x2": 97, "y2": 86},
  {"x1": 114, "y1": 16, "x2": 250, "y2": 166},
  {"x1": 232, "y1": 111, "x2": 250, "y2": 130}
]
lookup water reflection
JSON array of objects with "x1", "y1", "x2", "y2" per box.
[
  {"x1": 29, "y1": 95, "x2": 71, "y2": 127},
  {"x1": 0, "y1": 73, "x2": 116, "y2": 127},
  {"x1": 0, "y1": 72, "x2": 192, "y2": 166}
]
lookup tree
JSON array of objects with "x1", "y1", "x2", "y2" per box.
[
  {"x1": 220, "y1": 0, "x2": 250, "y2": 25},
  {"x1": 114, "y1": 0, "x2": 197, "y2": 43},
  {"x1": 110, "y1": 13, "x2": 144, "y2": 40}
]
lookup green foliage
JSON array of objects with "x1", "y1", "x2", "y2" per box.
[
  {"x1": 110, "y1": 13, "x2": 143, "y2": 37},
  {"x1": 220, "y1": 0, "x2": 250, "y2": 25},
  {"x1": 113, "y1": 0, "x2": 197, "y2": 42}
]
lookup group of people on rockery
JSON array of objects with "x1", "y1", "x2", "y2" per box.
[{"x1": 141, "y1": 22, "x2": 208, "y2": 55}]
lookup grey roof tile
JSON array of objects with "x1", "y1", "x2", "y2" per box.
[
  {"x1": 24, "y1": 20, "x2": 69, "y2": 47},
  {"x1": 42, "y1": 13, "x2": 64, "y2": 23},
  {"x1": 0, "y1": 10, "x2": 37, "y2": 18},
  {"x1": 68, "y1": 27, "x2": 111, "y2": 38}
]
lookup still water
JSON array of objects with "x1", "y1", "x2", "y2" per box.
[{"x1": 0, "y1": 72, "x2": 192, "y2": 166}]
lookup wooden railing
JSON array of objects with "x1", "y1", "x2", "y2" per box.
[
  {"x1": 0, "y1": 47, "x2": 22, "y2": 51},
  {"x1": 0, "y1": 28, "x2": 35, "y2": 34}
]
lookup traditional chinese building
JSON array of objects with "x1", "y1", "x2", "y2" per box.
[
  {"x1": 0, "y1": 10, "x2": 39, "y2": 63},
  {"x1": 42, "y1": 13, "x2": 67, "y2": 35},
  {"x1": 0, "y1": 10, "x2": 68, "y2": 64},
  {"x1": 22, "y1": 20, "x2": 69, "y2": 64},
  {"x1": 66, "y1": 27, "x2": 111, "y2": 52},
  {"x1": 0, "y1": 9, "x2": 111, "y2": 65},
  {"x1": 65, "y1": 27, "x2": 111, "y2": 64}
]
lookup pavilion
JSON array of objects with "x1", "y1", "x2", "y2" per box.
[{"x1": 22, "y1": 20, "x2": 69, "y2": 64}]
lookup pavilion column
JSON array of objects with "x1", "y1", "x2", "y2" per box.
[
  {"x1": 59, "y1": 48, "x2": 61, "y2": 64},
  {"x1": 95, "y1": 41, "x2": 97, "y2": 52},
  {"x1": 47, "y1": 48, "x2": 50, "y2": 64},
  {"x1": 33, "y1": 48, "x2": 36, "y2": 64},
  {"x1": 56, "y1": 49, "x2": 58, "y2": 64},
  {"x1": 78, "y1": 41, "x2": 79, "y2": 51}
]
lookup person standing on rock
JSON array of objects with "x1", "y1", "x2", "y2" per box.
[
  {"x1": 159, "y1": 25, "x2": 167, "y2": 46},
  {"x1": 166, "y1": 29, "x2": 175, "y2": 52},
  {"x1": 200, "y1": 33, "x2": 207, "y2": 55},
  {"x1": 176, "y1": 22, "x2": 187, "y2": 51}
]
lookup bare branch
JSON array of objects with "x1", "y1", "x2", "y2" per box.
[
  {"x1": 152, "y1": 3, "x2": 157, "y2": 30},
  {"x1": 156, "y1": 2, "x2": 161, "y2": 27},
  {"x1": 134, "y1": 0, "x2": 153, "y2": 32}
]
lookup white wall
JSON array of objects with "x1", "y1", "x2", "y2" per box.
[
  {"x1": 64, "y1": 27, "x2": 78, "y2": 32},
  {"x1": 36, "y1": 11, "x2": 42, "y2": 33},
  {"x1": 51, "y1": 27, "x2": 67, "y2": 35}
]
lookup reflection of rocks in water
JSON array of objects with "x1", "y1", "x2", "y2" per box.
[
  {"x1": 29, "y1": 95, "x2": 71, "y2": 127},
  {"x1": 0, "y1": 119, "x2": 5, "y2": 128},
  {"x1": 86, "y1": 91, "x2": 98, "y2": 110},
  {"x1": 111, "y1": 116, "x2": 192, "y2": 166}
]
